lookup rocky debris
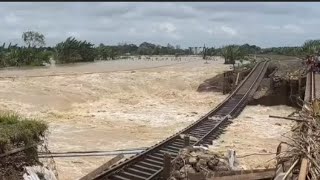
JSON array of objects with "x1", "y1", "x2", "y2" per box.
[
  {"x1": 179, "y1": 134, "x2": 199, "y2": 142},
  {"x1": 269, "y1": 59, "x2": 305, "y2": 80},
  {"x1": 170, "y1": 146, "x2": 242, "y2": 180},
  {"x1": 253, "y1": 86, "x2": 269, "y2": 100},
  {"x1": 272, "y1": 76, "x2": 282, "y2": 89},
  {"x1": 23, "y1": 166, "x2": 57, "y2": 180}
]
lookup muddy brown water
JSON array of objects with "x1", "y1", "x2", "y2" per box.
[{"x1": 0, "y1": 56, "x2": 294, "y2": 179}]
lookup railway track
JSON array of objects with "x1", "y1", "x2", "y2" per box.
[
  {"x1": 305, "y1": 70, "x2": 316, "y2": 103},
  {"x1": 87, "y1": 60, "x2": 270, "y2": 180},
  {"x1": 310, "y1": 71, "x2": 316, "y2": 102}
]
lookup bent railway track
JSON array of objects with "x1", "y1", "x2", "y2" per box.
[{"x1": 87, "y1": 60, "x2": 270, "y2": 180}]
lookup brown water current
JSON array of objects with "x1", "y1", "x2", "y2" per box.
[{"x1": 0, "y1": 56, "x2": 294, "y2": 179}]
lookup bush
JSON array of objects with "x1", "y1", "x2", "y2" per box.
[
  {"x1": 0, "y1": 112, "x2": 48, "y2": 153},
  {"x1": 0, "y1": 47, "x2": 51, "y2": 67},
  {"x1": 55, "y1": 37, "x2": 95, "y2": 63}
]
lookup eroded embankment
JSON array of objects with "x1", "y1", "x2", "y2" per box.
[
  {"x1": 196, "y1": 58, "x2": 300, "y2": 171},
  {"x1": 198, "y1": 58, "x2": 306, "y2": 107}
]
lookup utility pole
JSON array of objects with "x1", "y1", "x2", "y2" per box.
[{"x1": 203, "y1": 44, "x2": 207, "y2": 62}]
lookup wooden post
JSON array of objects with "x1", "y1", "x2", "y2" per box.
[
  {"x1": 235, "y1": 72, "x2": 240, "y2": 86},
  {"x1": 163, "y1": 153, "x2": 172, "y2": 179},
  {"x1": 184, "y1": 135, "x2": 190, "y2": 147},
  {"x1": 210, "y1": 170, "x2": 275, "y2": 180},
  {"x1": 223, "y1": 72, "x2": 226, "y2": 94},
  {"x1": 298, "y1": 76, "x2": 301, "y2": 98},
  {"x1": 0, "y1": 144, "x2": 37, "y2": 158},
  {"x1": 298, "y1": 158, "x2": 309, "y2": 180},
  {"x1": 269, "y1": 115, "x2": 307, "y2": 122},
  {"x1": 298, "y1": 130, "x2": 311, "y2": 180}
]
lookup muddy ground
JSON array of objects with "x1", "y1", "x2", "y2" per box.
[{"x1": 0, "y1": 56, "x2": 295, "y2": 179}]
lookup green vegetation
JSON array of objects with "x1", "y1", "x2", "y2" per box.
[
  {"x1": 220, "y1": 45, "x2": 245, "y2": 65},
  {"x1": 1, "y1": 30, "x2": 320, "y2": 68},
  {"x1": 0, "y1": 46, "x2": 51, "y2": 67},
  {"x1": 0, "y1": 31, "x2": 51, "y2": 67},
  {"x1": 0, "y1": 112, "x2": 47, "y2": 153},
  {"x1": 55, "y1": 37, "x2": 95, "y2": 63},
  {"x1": 302, "y1": 40, "x2": 320, "y2": 55},
  {"x1": 96, "y1": 43, "x2": 118, "y2": 60}
]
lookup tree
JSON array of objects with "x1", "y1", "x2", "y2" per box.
[
  {"x1": 22, "y1": 31, "x2": 45, "y2": 47},
  {"x1": 221, "y1": 45, "x2": 246, "y2": 68},
  {"x1": 138, "y1": 42, "x2": 156, "y2": 55},
  {"x1": 55, "y1": 37, "x2": 95, "y2": 63},
  {"x1": 302, "y1": 40, "x2": 320, "y2": 56}
]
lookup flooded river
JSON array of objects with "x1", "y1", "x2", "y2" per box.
[{"x1": 0, "y1": 56, "x2": 294, "y2": 179}]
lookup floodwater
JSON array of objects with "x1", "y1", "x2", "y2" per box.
[
  {"x1": 0, "y1": 56, "x2": 294, "y2": 179},
  {"x1": 210, "y1": 105, "x2": 295, "y2": 170},
  {"x1": 0, "y1": 56, "x2": 232, "y2": 179}
]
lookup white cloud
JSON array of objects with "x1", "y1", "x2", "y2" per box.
[
  {"x1": 206, "y1": 29, "x2": 214, "y2": 35},
  {"x1": 264, "y1": 24, "x2": 304, "y2": 34},
  {"x1": 158, "y1": 22, "x2": 177, "y2": 33},
  {"x1": 283, "y1": 24, "x2": 304, "y2": 34},
  {"x1": 264, "y1": 25, "x2": 281, "y2": 30},
  {"x1": 150, "y1": 22, "x2": 181, "y2": 40},
  {"x1": 4, "y1": 13, "x2": 20, "y2": 24},
  {"x1": 168, "y1": 33, "x2": 182, "y2": 40},
  {"x1": 129, "y1": 27, "x2": 137, "y2": 34},
  {"x1": 66, "y1": 31, "x2": 80, "y2": 38},
  {"x1": 221, "y1": 26, "x2": 237, "y2": 36},
  {"x1": 46, "y1": 31, "x2": 60, "y2": 39}
]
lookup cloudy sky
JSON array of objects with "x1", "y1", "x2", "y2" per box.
[{"x1": 1, "y1": 2, "x2": 320, "y2": 48}]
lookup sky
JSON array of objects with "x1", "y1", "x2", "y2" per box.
[{"x1": 1, "y1": 2, "x2": 320, "y2": 48}]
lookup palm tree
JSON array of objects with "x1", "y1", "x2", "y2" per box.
[
  {"x1": 221, "y1": 45, "x2": 245, "y2": 69},
  {"x1": 302, "y1": 40, "x2": 320, "y2": 55}
]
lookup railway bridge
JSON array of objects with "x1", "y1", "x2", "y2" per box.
[{"x1": 82, "y1": 60, "x2": 270, "y2": 180}]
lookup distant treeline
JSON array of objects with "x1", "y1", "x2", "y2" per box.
[{"x1": 0, "y1": 31, "x2": 319, "y2": 67}]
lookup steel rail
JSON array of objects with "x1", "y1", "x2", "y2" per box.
[
  {"x1": 195, "y1": 60, "x2": 269, "y2": 146},
  {"x1": 311, "y1": 71, "x2": 315, "y2": 102},
  {"x1": 89, "y1": 60, "x2": 269, "y2": 180}
]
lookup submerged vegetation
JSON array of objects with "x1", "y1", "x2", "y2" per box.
[{"x1": 55, "y1": 37, "x2": 95, "y2": 63}]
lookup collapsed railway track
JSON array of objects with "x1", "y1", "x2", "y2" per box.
[{"x1": 86, "y1": 60, "x2": 270, "y2": 180}]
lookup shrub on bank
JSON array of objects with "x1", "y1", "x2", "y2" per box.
[{"x1": 0, "y1": 112, "x2": 48, "y2": 153}]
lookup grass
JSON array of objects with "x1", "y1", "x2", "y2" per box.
[{"x1": 0, "y1": 112, "x2": 47, "y2": 153}]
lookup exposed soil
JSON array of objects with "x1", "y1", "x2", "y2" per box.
[
  {"x1": 197, "y1": 73, "x2": 225, "y2": 93},
  {"x1": 0, "y1": 150, "x2": 39, "y2": 180}
]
